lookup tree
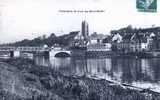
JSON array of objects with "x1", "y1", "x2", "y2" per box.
[{"x1": 50, "y1": 33, "x2": 56, "y2": 38}]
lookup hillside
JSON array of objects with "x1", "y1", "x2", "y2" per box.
[{"x1": 5, "y1": 31, "x2": 79, "y2": 47}]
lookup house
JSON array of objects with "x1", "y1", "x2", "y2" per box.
[
  {"x1": 89, "y1": 33, "x2": 107, "y2": 44},
  {"x1": 87, "y1": 33, "x2": 111, "y2": 51},
  {"x1": 111, "y1": 32, "x2": 150, "y2": 52},
  {"x1": 141, "y1": 43, "x2": 148, "y2": 50},
  {"x1": 112, "y1": 33, "x2": 122, "y2": 43}
]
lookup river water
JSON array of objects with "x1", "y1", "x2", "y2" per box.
[{"x1": 34, "y1": 55, "x2": 160, "y2": 92}]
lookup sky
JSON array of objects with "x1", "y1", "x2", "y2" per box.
[{"x1": 0, "y1": 0, "x2": 160, "y2": 43}]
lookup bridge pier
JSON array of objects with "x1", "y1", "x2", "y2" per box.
[
  {"x1": 10, "y1": 51, "x2": 14, "y2": 58},
  {"x1": 44, "y1": 51, "x2": 50, "y2": 58},
  {"x1": 10, "y1": 51, "x2": 20, "y2": 58}
]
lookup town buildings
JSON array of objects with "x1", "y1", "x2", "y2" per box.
[{"x1": 72, "y1": 21, "x2": 160, "y2": 54}]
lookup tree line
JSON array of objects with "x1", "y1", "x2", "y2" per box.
[{"x1": 3, "y1": 31, "x2": 79, "y2": 47}]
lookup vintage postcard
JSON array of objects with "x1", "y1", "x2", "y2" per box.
[{"x1": 0, "y1": 0, "x2": 160, "y2": 100}]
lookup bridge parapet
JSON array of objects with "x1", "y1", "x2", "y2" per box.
[
  {"x1": 16, "y1": 47, "x2": 50, "y2": 51},
  {"x1": 0, "y1": 47, "x2": 16, "y2": 51},
  {"x1": 0, "y1": 46, "x2": 50, "y2": 52}
]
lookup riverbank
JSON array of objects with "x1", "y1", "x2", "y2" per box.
[{"x1": 0, "y1": 58, "x2": 160, "y2": 100}]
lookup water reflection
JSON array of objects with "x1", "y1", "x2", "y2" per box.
[{"x1": 34, "y1": 56, "x2": 160, "y2": 85}]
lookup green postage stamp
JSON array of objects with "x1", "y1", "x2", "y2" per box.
[{"x1": 136, "y1": 0, "x2": 157, "y2": 12}]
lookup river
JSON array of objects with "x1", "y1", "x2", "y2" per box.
[{"x1": 34, "y1": 55, "x2": 160, "y2": 92}]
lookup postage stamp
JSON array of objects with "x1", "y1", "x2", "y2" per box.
[{"x1": 136, "y1": 0, "x2": 157, "y2": 12}]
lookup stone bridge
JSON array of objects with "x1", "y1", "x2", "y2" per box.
[{"x1": 0, "y1": 46, "x2": 71, "y2": 58}]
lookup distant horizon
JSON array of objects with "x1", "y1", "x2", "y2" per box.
[{"x1": 2, "y1": 24, "x2": 160, "y2": 44}]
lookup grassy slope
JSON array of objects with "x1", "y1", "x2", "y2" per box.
[{"x1": 0, "y1": 58, "x2": 160, "y2": 100}]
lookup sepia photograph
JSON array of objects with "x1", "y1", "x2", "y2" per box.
[{"x1": 0, "y1": 0, "x2": 160, "y2": 100}]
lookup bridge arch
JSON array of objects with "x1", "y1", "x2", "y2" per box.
[
  {"x1": 50, "y1": 50, "x2": 71, "y2": 57},
  {"x1": 55, "y1": 52, "x2": 71, "y2": 57}
]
